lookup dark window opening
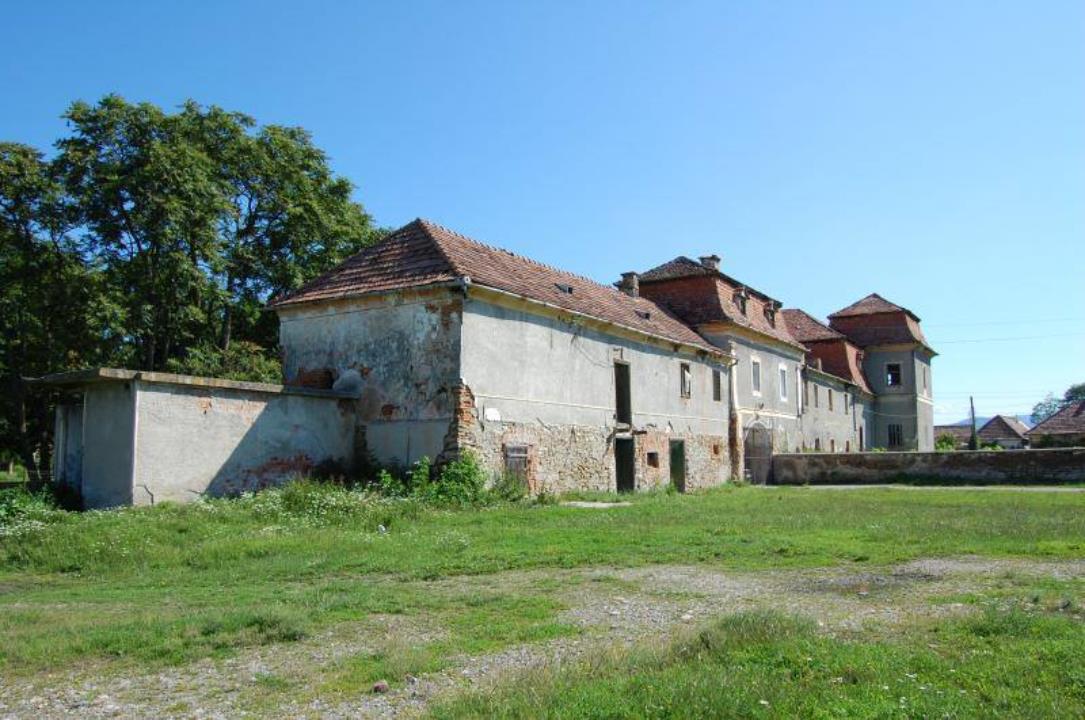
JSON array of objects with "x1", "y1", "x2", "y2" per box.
[
  {"x1": 712, "y1": 369, "x2": 722, "y2": 401},
  {"x1": 680, "y1": 362, "x2": 692, "y2": 398},
  {"x1": 635, "y1": 309, "x2": 651, "y2": 320},
  {"x1": 615, "y1": 362, "x2": 632, "y2": 425},
  {"x1": 888, "y1": 424, "x2": 903, "y2": 448},
  {"x1": 646, "y1": 451, "x2": 660, "y2": 468},
  {"x1": 886, "y1": 363, "x2": 902, "y2": 387},
  {"x1": 555, "y1": 283, "x2": 574, "y2": 294},
  {"x1": 712, "y1": 443, "x2": 721, "y2": 456}
]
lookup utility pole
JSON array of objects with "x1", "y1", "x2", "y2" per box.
[{"x1": 968, "y1": 395, "x2": 978, "y2": 450}]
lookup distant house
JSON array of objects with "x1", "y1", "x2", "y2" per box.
[
  {"x1": 977, "y1": 415, "x2": 1030, "y2": 449},
  {"x1": 934, "y1": 415, "x2": 1030, "y2": 450},
  {"x1": 933, "y1": 424, "x2": 972, "y2": 449},
  {"x1": 1027, "y1": 401, "x2": 1085, "y2": 448}
]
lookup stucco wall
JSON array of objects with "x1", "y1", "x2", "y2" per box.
[
  {"x1": 132, "y1": 382, "x2": 355, "y2": 504},
  {"x1": 80, "y1": 382, "x2": 136, "y2": 509},
  {"x1": 459, "y1": 294, "x2": 730, "y2": 492},
  {"x1": 772, "y1": 448, "x2": 1085, "y2": 485},
  {"x1": 799, "y1": 373, "x2": 868, "y2": 453},
  {"x1": 278, "y1": 289, "x2": 462, "y2": 467}
]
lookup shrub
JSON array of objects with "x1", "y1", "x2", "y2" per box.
[
  {"x1": 935, "y1": 434, "x2": 958, "y2": 452},
  {"x1": 422, "y1": 453, "x2": 487, "y2": 506},
  {"x1": 489, "y1": 470, "x2": 528, "y2": 503}
]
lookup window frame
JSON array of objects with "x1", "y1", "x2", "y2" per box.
[
  {"x1": 778, "y1": 364, "x2": 788, "y2": 401},
  {"x1": 751, "y1": 357, "x2": 762, "y2": 396},
  {"x1": 712, "y1": 368, "x2": 722, "y2": 402},
  {"x1": 680, "y1": 362, "x2": 692, "y2": 399},
  {"x1": 886, "y1": 362, "x2": 903, "y2": 387}
]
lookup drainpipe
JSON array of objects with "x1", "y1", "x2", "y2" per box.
[{"x1": 724, "y1": 342, "x2": 743, "y2": 482}]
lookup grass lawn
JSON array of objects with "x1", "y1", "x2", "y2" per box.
[{"x1": 1, "y1": 483, "x2": 1083, "y2": 716}]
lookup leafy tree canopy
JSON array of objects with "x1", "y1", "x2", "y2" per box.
[{"x1": 1, "y1": 96, "x2": 380, "y2": 473}]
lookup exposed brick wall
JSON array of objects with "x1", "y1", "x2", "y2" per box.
[{"x1": 772, "y1": 448, "x2": 1085, "y2": 485}]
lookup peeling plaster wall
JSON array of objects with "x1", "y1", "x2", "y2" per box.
[
  {"x1": 132, "y1": 383, "x2": 354, "y2": 504},
  {"x1": 277, "y1": 289, "x2": 463, "y2": 467},
  {"x1": 459, "y1": 294, "x2": 730, "y2": 492}
]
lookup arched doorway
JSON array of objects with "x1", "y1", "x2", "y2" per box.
[{"x1": 744, "y1": 424, "x2": 773, "y2": 485}]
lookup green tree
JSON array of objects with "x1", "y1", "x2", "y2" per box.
[
  {"x1": 0, "y1": 143, "x2": 107, "y2": 475},
  {"x1": 56, "y1": 95, "x2": 378, "y2": 372},
  {"x1": 1031, "y1": 383, "x2": 1085, "y2": 425}
]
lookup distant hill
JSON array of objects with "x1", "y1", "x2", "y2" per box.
[{"x1": 949, "y1": 415, "x2": 1034, "y2": 429}]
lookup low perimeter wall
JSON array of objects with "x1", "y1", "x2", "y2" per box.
[{"x1": 772, "y1": 448, "x2": 1085, "y2": 485}]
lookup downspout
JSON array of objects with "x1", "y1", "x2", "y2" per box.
[{"x1": 725, "y1": 343, "x2": 743, "y2": 482}]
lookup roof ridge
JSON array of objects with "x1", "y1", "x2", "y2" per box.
[{"x1": 417, "y1": 217, "x2": 642, "y2": 298}]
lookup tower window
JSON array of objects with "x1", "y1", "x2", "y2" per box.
[
  {"x1": 888, "y1": 424, "x2": 904, "y2": 448},
  {"x1": 680, "y1": 362, "x2": 692, "y2": 398},
  {"x1": 886, "y1": 363, "x2": 902, "y2": 387}
]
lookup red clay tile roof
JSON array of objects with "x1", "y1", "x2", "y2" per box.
[
  {"x1": 781, "y1": 309, "x2": 844, "y2": 343},
  {"x1": 934, "y1": 425, "x2": 973, "y2": 444},
  {"x1": 1026, "y1": 400, "x2": 1085, "y2": 437},
  {"x1": 779, "y1": 310, "x2": 872, "y2": 393},
  {"x1": 272, "y1": 219, "x2": 722, "y2": 355},
  {"x1": 978, "y1": 415, "x2": 1029, "y2": 442},
  {"x1": 637, "y1": 259, "x2": 803, "y2": 351},
  {"x1": 829, "y1": 293, "x2": 921, "y2": 322}
]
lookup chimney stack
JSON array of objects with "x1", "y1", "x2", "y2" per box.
[
  {"x1": 699, "y1": 254, "x2": 721, "y2": 271},
  {"x1": 618, "y1": 271, "x2": 640, "y2": 297}
]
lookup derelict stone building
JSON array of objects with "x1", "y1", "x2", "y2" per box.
[{"x1": 44, "y1": 219, "x2": 934, "y2": 506}]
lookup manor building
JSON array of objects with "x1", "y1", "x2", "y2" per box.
[{"x1": 45, "y1": 219, "x2": 935, "y2": 505}]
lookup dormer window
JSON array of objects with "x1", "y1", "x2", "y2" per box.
[
  {"x1": 555, "y1": 283, "x2": 574, "y2": 295},
  {"x1": 765, "y1": 307, "x2": 776, "y2": 326},
  {"x1": 734, "y1": 289, "x2": 748, "y2": 315},
  {"x1": 635, "y1": 309, "x2": 651, "y2": 320}
]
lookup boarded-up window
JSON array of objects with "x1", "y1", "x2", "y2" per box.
[{"x1": 504, "y1": 444, "x2": 529, "y2": 477}]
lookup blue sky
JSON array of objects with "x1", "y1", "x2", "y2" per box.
[{"x1": 3, "y1": 0, "x2": 1082, "y2": 423}]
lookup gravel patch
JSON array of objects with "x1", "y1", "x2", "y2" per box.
[{"x1": 2, "y1": 557, "x2": 1082, "y2": 719}]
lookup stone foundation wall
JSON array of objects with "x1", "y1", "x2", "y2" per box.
[
  {"x1": 772, "y1": 448, "x2": 1085, "y2": 485},
  {"x1": 471, "y1": 420, "x2": 730, "y2": 494}
]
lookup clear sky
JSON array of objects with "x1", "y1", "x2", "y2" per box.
[{"x1": 3, "y1": 0, "x2": 1083, "y2": 423}]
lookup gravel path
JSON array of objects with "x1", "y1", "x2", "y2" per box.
[{"x1": 2, "y1": 556, "x2": 1082, "y2": 719}]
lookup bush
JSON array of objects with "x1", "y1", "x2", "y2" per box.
[
  {"x1": 489, "y1": 470, "x2": 528, "y2": 503},
  {"x1": 0, "y1": 487, "x2": 67, "y2": 538},
  {"x1": 935, "y1": 434, "x2": 959, "y2": 452}
]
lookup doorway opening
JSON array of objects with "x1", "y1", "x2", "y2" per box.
[
  {"x1": 615, "y1": 437, "x2": 635, "y2": 492},
  {"x1": 744, "y1": 425, "x2": 773, "y2": 484},
  {"x1": 669, "y1": 440, "x2": 686, "y2": 492}
]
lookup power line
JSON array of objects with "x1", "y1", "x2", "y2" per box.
[{"x1": 931, "y1": 332, "x2": 1085, "y2": 345}]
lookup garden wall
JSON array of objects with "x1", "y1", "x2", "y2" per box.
[{"x1": 772, "y1": 448, "x2": 1085, "y2": 485}]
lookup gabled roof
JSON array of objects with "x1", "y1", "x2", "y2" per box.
[
  {"x1": 272, "y1": 219, "x2": 722, "y2": 355},
  {"x1": 635, "y1": 257, "x2": 803, "y2": 351},
  {"x1": 934, "y1": 425, "x2": 972, "y2": 444},
  {"x1": 639, "y1": 256, "x2": 782, "y2": 305},
  {"x1": 978, "y1": 415, "x2": 1029, "y2": 442},
  {"x1": 829, "y1": 293, "x2": 921, "y2": 322},
  {"x1": 1026, "y1": 400, "x2": 1085, "y2": 437},
  {"x1": 781, "y1": 308, "x2": 844, "y2": 343}
]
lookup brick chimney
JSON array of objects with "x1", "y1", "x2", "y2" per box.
[
  {"x1": 699, "y1": 254, "x2": 721, "y2": 271},
  {"x1": 618, "y1": 271, "x2": 640, "y2": 297}
]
